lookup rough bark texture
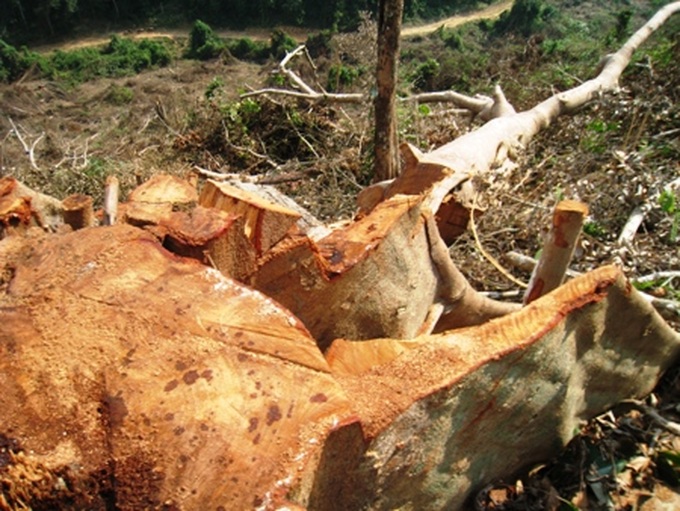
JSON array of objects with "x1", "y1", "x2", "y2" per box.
[
  {"x1": 374, "y1": 0, "x2": 404, "y2": 182},
  {"x1": 326, "y1": 266, "x2": 680, "y2": 510}
]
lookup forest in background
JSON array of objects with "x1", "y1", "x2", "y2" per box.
[{"x1": 2, "y1": 0, "x2": 498, "y2": 45}]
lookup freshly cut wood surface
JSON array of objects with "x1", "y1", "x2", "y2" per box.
[
  {"x1": 162, "y1": 206, "x2": 257, "y2": 280},
  {"x1": 0, "y1": 177, "x2": 63, "y2": 237},
  {"x1": 199, "y1": 179, "x2": 301, "y2": 255},
  {"x1": 251, "y1": 195, "x2": 439, "y2": 349},
  {"x1": 0, "y1": 225, "x2": 353, "y2": 510},
  {"x1": 126, "y1": 173, "x2": 198, "y2": 205},
  {"x1": 62, "y1": 193, "x2": 95, "y2": 230},
  {"x1": 524, "y1": 199, "x2": 589, "y2": 304}
]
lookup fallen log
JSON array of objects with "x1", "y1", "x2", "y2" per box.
[
  {"x1": 250, "y1": 194, "x2": 517, "y2": 349},
  {"x1": 325, "y1": 265, "x2": 680, "y2": 510},
  {"x1": 360, "y1": 2, "x2": 680, "y2": 241}
]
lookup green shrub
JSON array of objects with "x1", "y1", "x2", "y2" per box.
[
  {"x1": 227, "y1": 37, "x2": 269, "y2": 61},
  {"x1": 187, "y1": 20, "x2": 224, "y2": 60},
  {"x1": 494, "y1": 0, "x2": 556, "y2": 37},
  {"x1": 270, "y1": 29, "x2": 297, "y2": 60},
  {"x1": 0, "y1": 39, "x2": 45, "y2": 82},
  {"x1": 327, "y1": 64, "x2": 360, "y2": 91},
  {"x1": 411, "y1": 58, "x2": 440, "y2": 91},
  {"x1": 105, "y1": 84, "x2": 134, "y2": 105}
]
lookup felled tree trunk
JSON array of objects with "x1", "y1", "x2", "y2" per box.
[
  {"x1": 1, "y1": 225, "x2": 678, "y2": 510},
  {"x1": 324, "y1": 266, "x2": 680, "y2": 510},
  {"x1": 360, "y1": 1, "x2": 680, "y2": 233}
]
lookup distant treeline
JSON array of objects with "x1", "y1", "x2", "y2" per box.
[{"x1": 2, "y1": 0, "x2": 499, "y2": 45}]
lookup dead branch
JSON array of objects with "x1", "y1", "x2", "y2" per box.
[
  {"x1": 366, "y1": 2, "x2": 680, "y2": 219},
  {"x1": 635, "y1": 271, "x2": 680, "y2": 285},
  {"x1": 617, "y1": 176, "x2": 680, "y2": 247},
  {"x1": 240, "y1": 45, "x2": 364, "y2": 104},
  {"x1": 8, "y1": 117, "x2": 44, "y2": 171},
  {"x1": 620, "y1": 399, "x2": 680, "y2": 436},
  {"x1": 406, "y1": 84, "x2": 516, "y2": 122},
  {"x1": 506, "y1": 250, "x2": 582, "y2": 279},
  {"x1": 506, "y1": 250, "x2": 678, "y2": 319}
]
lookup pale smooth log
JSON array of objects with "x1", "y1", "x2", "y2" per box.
[
  {"x1": 325, "y1": 265, "x2": 680, "y2": 510},
  {"x1": 524, "y1": 200, "x2": 588, "y2": 305},
  {"x1": 363, "y1": 3, "x2": 680, "y2": 227},
  {"x1": 103, "y1": 176, "x2": 119, "y2": 226}
]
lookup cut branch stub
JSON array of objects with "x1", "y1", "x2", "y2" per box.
[
  {"x1": 103, "y1": 175, "x2": 120, "y2": 226},
  {"x1": 62, "y1": 193, "x2": 95, "y2": 230},
  {"x1": 524, "y1": 200, "x2": 588, "y2": 305}
]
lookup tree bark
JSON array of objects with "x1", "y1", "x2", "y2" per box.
[{"x1": 374, "y1": 0, "x2": 404, "y2": 182}]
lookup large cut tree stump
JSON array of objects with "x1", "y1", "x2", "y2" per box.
[{"x1": 0, "y1": 225, "x2": 354, "y2": 510}]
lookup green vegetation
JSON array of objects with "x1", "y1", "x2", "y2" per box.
[
  {"x1": 1, "y1": 0, "x2": 510, "y2": 47},
  {"x1": 0, "y1": 35, "x2": 173, "y2": 84},
  {"x1": 493, "y1": 0, "x2": 556, "y2": 36},
  {"x1": 187, "y1": 20, "x2": 225, "y2": 60},
  {"x1": 327, "y1": 64, "x2": 360, "y2": 91},
  {"x1": 659, "y1": 189, "x2": 679, "y2": 244}
]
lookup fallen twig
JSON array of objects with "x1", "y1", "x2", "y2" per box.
[{"x1": 620, "y1": 399, "x2": 680, "y2": 436}]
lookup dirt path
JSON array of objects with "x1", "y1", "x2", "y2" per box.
[
  {"x1": 38, "y1": 0, "x2": 513, "y2": 53},
  {"x1": 402, "y1": 0, "x2": 513, "y2": 37}
]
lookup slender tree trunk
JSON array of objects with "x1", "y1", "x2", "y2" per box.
[{"x1": 374, "y1": 0, "x2": 404, "y2": 182}]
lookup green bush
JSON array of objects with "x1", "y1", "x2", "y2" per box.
[
  {"x1": 187, "y1": 20, "x2": 224, "y2": 60},
  {"x1": 0, "y1": 39, "x2": 46, "y2": 82},
  {"x1": 43, "y1": 35, "x2": 172, "y2": 83},
  {"x1": 411, "y1": 58, "x2": 440, "y2": 91},
  {"x1": 270, "y1": 29, "x2": 297, "y2": 60},
  {"x1": 105, "y1": 84, "x2": 134, "y2": 105},
  {"x1": 494, "y1": 0, "x2": 556, "y2": 37},
  {"x1": 327, "y1": 64, "x2": 360, "y2": 91},
  {"x1": 227, "y1": 37, "x2": 269, "y2": 61}
]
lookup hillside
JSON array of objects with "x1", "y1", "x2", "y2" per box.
[{"x1": 1, "y1": 0, "x2": 679, "y2": 508}]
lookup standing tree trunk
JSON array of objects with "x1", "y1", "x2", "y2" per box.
[{"x1": 374, "y1": 0, "x2": 404, "y2": 182}]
